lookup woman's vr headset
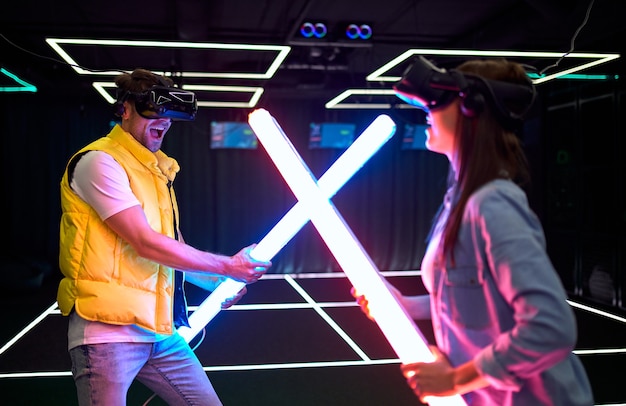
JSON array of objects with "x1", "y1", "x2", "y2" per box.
[
  {"x1": 393, "y1": 56, "x2": 536, "y2": 129},
  {"x1": 115, "y1": 85, "x2": 198, "y2": 121}
]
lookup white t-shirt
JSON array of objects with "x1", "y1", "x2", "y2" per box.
[{"x1": 67, "y1": 150, "x2": 170, "y2": 350}]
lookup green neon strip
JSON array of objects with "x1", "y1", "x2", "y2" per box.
[
  {"x1": 0, "y1": 68, "x2": 37, "y2": 92},
  {"x1": 527, "y1": 72, "x2": 618, "y2": 80}
]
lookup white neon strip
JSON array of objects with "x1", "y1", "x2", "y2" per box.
[
  {"x1": 284, "y1": 274, "x2": 371, "y2": 361},
  {"x1": 92, "y1": 82, "x2": 117, "y2": 103},
  {"x1": 177, "y1": 114, "x2": 396, "y2": 342},
  {"x1": 574, "y1": 348, "x2": 626, "y2": 355},
  {"x1": 214, "y1": 301, "x2": 359, "y2": 311},
  {"x1": 567, "y1": 300, "x2": 626, "y2": 324},
  {"x1": 532, "y1": 56, "x2": 620, "y2": 84},
  {"x1": 203, "y1": 358, "x2": 400, "y2": 373},
  {"x1": 185, "y1": 85, "x2": 265, "y2": 108},
  {"x1": 325, "y1": 89, "x2": 396, "y2": 109},
  {"x1": 0, "y1": 371, "x2": 73, "y2": 379},
  {"x1": 3, "y1": 346, "x2": 623, "y2": 380},
  {"x1": 45, "y1": 38, "x2": 291, "y2": 79},
  {"x1": 248, "y1": 109, "x2": 465, "y2": 405},
  {"x1": 0, "y1": 302, "x2": 58, "y2": 356},
  {"x1": 0, "y1": 359, "x2": 401, "y2": 380}
]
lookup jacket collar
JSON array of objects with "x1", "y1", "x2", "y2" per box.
[{"x1": 108, "y1": 124, "x2": 180, "y2": 183}]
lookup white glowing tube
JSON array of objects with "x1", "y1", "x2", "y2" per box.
[
  {"x1": 251, "y1": 113, "x2": 396, "y2": 260},
  {"x1": 177, "y1": 114, "x2": 396, "y2": 343},
  {"x1": 246, "y1": 109, "x2": 466, "y2": 406}
]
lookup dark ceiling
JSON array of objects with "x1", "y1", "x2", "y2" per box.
[{"x1": 1, "y1": 0, "x2": 625, "y2": 108}]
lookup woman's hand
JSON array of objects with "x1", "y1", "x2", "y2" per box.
[
  {"x1": 350, "y1": 279, "x2": 404, "y2": 322},
  {"x1": 350, "y1": 286, "x2": 375, "y2": 321},
  {"x1": 401, "y1": 346, "x2": 457, "y2": 403}
]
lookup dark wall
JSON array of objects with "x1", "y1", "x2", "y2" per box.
[{"x1": 541, "y1": 78, "x2": 626, "y2": 310}]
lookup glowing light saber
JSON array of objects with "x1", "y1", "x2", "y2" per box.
[
  {"x1": 247, "y1": 109, "x2": 465, "y2": 406},
  {"x1": 177, "y1": 113, "x2": 396, "y2": 342}
]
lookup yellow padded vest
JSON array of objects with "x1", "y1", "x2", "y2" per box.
[{"x1": 57, "y1": 124, "x2": 181, "y2": 334}]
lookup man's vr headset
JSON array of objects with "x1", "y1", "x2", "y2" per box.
[
  {"x1": 393, "y1": 56, "x2": 536, "y2": 129},
  {"x1": 115, "y1": 85, "x2": 198, "y2": 121}
]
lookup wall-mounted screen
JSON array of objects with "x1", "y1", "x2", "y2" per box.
[
  {"x1": 210, "y1": 121, "x2": 258, "y2": 149},
  {"x1": 309, "y1": 122, "x2": 356, "y2": 149},
  {"x1": 401, "y1": 123, "x2": 429, "y2": 150}
]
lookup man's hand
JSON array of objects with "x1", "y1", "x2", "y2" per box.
[
  {"x1": 221, "y1": 286, "x2": 247, "y2": 309},
  {"x1": 227, "y1": 244, "x2": 272, "y2": 283}
]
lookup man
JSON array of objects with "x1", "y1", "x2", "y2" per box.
[{"x1": 57, "y1": 68, "x2": 271, "y2": 405}]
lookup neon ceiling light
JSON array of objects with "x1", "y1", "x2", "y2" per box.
[
  {"x1": 92, "y1": 82, "x2": 265, "y2": 108},
  {"x1": 0, "y1": 68, "x2": 37, "y2": 92},
  {"x1": 178, "y1": 112, "x2": 397, "y2": 343},
  {"x1": 48, "y1": 37, "x2": 289, "y2": 108},
  {"x1": 45, "y1": 38, "x2": 291, "y2": 79},
  {"x1": 244, "y1": 109, "x2": 465, "y2": 405},
  {"x1": 325, "y1": 89, "x2": 398, "y2": 109},
  {"x1": 185, "y1": 84, "x2": 264, "y2": 108},
  {"x1": 366, "y1": 49, "x2": 620, "y2": 84},
  {"x1": 327, "y1": 48, "x2": 620, "y2": 109}
]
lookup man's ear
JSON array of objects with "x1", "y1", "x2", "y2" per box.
[{"x1": 120, "y1": 101, "x2": 132, "y2": 119}]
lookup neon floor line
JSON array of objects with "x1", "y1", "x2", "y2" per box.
[{"x1": 1, "y1": 271, "x2": 624, "y2": 387}]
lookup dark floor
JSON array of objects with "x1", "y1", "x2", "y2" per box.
[{"x1": 1, "y1": 271, "x2": 625, "y2": 406}]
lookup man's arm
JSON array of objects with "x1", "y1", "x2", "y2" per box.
[{"x1": 104, "y1": 205, "x2": 268, "y2": 284}]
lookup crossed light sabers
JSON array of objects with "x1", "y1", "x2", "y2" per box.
[
  {"x1": 178, "y1": 109, "x2": 466, "y2": 406},
  {"x1": 178, "y1": 111, "x2": 396, "y2": 341}
]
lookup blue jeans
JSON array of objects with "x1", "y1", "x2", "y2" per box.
[{"x1": 69, "y1": 334, "x2": 222, "y2": 406}]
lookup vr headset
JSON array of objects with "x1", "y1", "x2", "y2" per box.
[
  {"x1": 115, "y1": 85, "x2": 198, "y2": 121},
  {"x1": 393, "y1": 56, "x2": 536, "y2": 129}
]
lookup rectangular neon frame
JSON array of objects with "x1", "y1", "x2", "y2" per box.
[
  {"x1": 45, "y1": 38, "x2": 291, "y2": 79},
  {"x1": 325, "y1": 49, "x2": 620, "y2": 109},
  {"x1": 366, "y1": 49, "x2": 620, "y2": 84}
]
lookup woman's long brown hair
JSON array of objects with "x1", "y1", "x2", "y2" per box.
[{"x1": 438, "y1": 59, "x2": 533, "y2": 267}]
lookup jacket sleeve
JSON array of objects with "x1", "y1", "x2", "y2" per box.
[{"x1": 470, "y1": 184, "x2": 577, "y2": 391}]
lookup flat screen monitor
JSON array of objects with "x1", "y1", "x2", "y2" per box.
[
  {"x1": 401, "y1": 123, "x2": 429, "y2": 150},
  {"x1": 210, "y1": 121, "x2": 258, "y2": 149},
  {"x1": 309, "y1": 122, "x2": 356, "y2": 149}
]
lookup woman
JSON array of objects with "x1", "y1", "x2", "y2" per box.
[{"x1": 353, "y1": 58, "x2": 593, "y2": 405}]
